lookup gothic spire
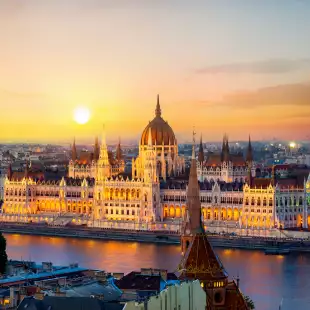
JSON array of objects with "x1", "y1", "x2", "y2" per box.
[
  {"x1": 187, "y1": 129, "x2": 204, "y2": 234},
  {"x1": 7, "y1": 163, "x2": 13, "y2": 180},
  {"x1": 116, "y1": 137, "x2": 123, "y2": 161},
  {"x1": 222, "y1": 134, "x2": 230, "y2": 162},
  {"x1": 94, "y1": 136, "x2": 100, "y2": 160},
  {"x1": 155, "y1": 94, "x2": 161, "y2": 117},
  {"x1": 72, "y1": 137, "x2": 77, "y2": 161},
  {"x1": 24, "y1": 160, "x2": 29, "y2": 178},
  {"x1": 246, "y1": 135, "x2": 253, "y2": 163},
  {"x1": 198, "y1": 134, "x2": 204, "y2": 163}
]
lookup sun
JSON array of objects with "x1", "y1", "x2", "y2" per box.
[{"x1": 73, "y1": 106, "x2": 91, "y2": 124}]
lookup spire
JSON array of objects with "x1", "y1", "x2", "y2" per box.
[
  {"x1": 198, "y1": 134, "x2": 204, "y2": 163},
  {"x1": 155, "y1": 94, "x2": 161, "y2": 117},
  {"x1": 94, "y1": 136, "x2": 100, "y2": 160},
  {"x1": 191, "y1": 127, "x2": 196, "y2": 160},
  {"x1": 72, "y1": 137, "x2": 77, "y2": 161},
  {"x1": 246, "y1": 135, "x2": 253, "y2": 163},
  {"x1": 7, "y1": 163, "x2": 12, "y2": 180},
  {"x1": 116, "y1": 137, "x2": 123, "y2": 161},
  {"x1": 222, "y1": 134, "x2": 229, "y2": 162},
  {"x1": 24, "y1": 160, "x2": 29, "y2": 178},
  {"x1": 187, "y1": 128, "x2": 203, "y2": 234}
]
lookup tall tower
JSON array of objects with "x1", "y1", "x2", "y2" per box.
[
  {"x1": 94, "y1": 136, "x2": 100, "y2": 161},
  {"x1": 246, "y1": 135, "x2": 253, "y2": 185},
  {"x1": 246, "y1": 135, "x2": 253, "y2": 164},
  {"x1": 198, "y1": 134, "x2": 204, "y2": 163},
  {"x1": 181, "y1": 129, "x2": 203, "y2": 254},
  {"x1": 72, "y1": 137, "x2": 77, "y2": 161},
  {"x1": 178, "y1": 136, "x2": 249, "y2": 309},
  {"x1": 96, "y1": 125, "x2": 111, "y2": 181},
  {"x1": 116, "y1": 137, "x2": 123, "y2": 161}
]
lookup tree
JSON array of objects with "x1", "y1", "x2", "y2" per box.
[
  {"x1": 244, "y1": 295, "x2": 255, "y2": 309},
  {"x1": 0, "y1": 233, "x2": 8, "y2": 274}
]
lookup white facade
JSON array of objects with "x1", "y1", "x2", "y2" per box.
[{"x1": 124, "y1": 280, "x2": 206, "y2": 310}]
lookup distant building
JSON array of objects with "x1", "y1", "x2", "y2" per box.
[{"x1": 196, "y1": 135, "x2": 255, "y2": 183}]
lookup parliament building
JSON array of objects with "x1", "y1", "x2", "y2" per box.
[{"x1": 2, "y1": 97, "x2": 310, "y2": 231}]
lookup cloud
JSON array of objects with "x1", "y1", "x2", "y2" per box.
[
  {"x1": 194, "y1": 82, "x2": 310, "y2": 113},
  {"x1": 196, "y1": 58, "x2": 310, "y2": 74}
]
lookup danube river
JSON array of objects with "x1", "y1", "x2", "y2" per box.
[{"x1": 4, "y1": 233, "x2": 310, "y2": 310}]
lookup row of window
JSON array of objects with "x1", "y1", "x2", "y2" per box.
[
  {"x1": 245, "y1": 197, "x2": 273, "y2": 206},
  {"x1": 105, "y1": 209, "x2": 137, "y2": 216},
  {"x1": 244, "y1": 208, "x2": 273, "y2": 213}
]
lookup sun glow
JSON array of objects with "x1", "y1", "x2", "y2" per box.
[{"x1": 73, "y1": 106, "x2": 91, "y2": 124}]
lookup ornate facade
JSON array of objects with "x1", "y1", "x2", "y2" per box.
[
  {"x1": 1, "y1": 97, "x2": 310, "y2": 231},
  {"x1": 68, "y1": 134, "x2": 125, "y2": 179},
  {"x1": 132, "y1": 95, "x2": 185, "y2": 181},
  {"x1": 197, "y1": 135, "x2": 255, "y2": 183}
]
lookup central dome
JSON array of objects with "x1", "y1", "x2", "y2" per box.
[{"x1": 140, "y1": 96, "x2": 176, "y2": 146}]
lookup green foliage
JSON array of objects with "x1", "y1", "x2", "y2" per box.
[
  {"x1": 244, "y1": 295, "x2": 255, "y2": 309},
  {"x1": 0, "y1": 233, "x2": 8, "y2": 274}
]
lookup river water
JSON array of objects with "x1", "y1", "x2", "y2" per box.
[{"x1": 4, "y1": 233, "x2": 310, "y2": 310}]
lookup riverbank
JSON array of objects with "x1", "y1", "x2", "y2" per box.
[{"x1": 1, "y1": 222, "x2": 310, "y2": 253}]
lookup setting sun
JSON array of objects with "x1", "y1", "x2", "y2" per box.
[{"x1": 73, "y1": 106, "x2": 91, "y2": 125}]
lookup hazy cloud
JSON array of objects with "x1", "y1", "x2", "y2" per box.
[
  {"x1": 196, "y1": 82, "x2": 310, "y2": 111},
  {"x1": 196, "y1": 58, "x2": 310, "y2": 74}
]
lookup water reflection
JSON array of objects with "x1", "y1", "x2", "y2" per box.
[{"x1": 4, "y1": 234, "x2": 310, "y2": 310}]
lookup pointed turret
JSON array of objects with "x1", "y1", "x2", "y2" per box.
[
  {"x1": 7, "y1": 163, "x2": 13, "y2": 180},
  {"x1": 221, "y1": 134, "x2": 230, "y2": 162},
  {"x1": 72, "y1": 137, "x2": 77, "y2": 161},
  {"x1": 93, "y1": 136, "x2": 100, "y2": 160},
  {"x1": 24, "y1": 160, "x2": 29, "y2": 178},
  {"x1": 155, "y1": 94, "x2": 161, "y2": 117},
  {"x1": 186, "y1": 130, "x2": 203, "y2": 234},
  {"x1": 179, "y1": 130, "x2": 228, "y2": 290},
  {"x1": 198, "y1": 134, "x2": 204, "y2": 163},
  {"x1": 97, "y1": 124, "x2": 111, "y2": 180},
  {"x1": 116, "y1": 137, "x2": 123, "y2": 161},
  {"x1": 246, "y1": 135, "x2": 253, "y2": 163}
]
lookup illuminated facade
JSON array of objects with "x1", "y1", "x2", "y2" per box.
[
  {"x1": 132, "y1": 95, "x2": 185, "y2": 181},
  {"x1": 196, "y1": 135, "x2": 255, "y2": 183},
  {"x1": 1, "y1": 97, "x2": 310, "y2": 230}
]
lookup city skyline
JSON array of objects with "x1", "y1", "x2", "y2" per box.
[{"x1": 1, "y1": 0, "x2": 310, "y2": 143}]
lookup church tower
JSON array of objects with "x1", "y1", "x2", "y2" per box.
[
  {"x1": 198, "y1": 134, "x2": 204, "y2": 163},
  {"x1": 94, "y1": 136, "x2": 100, "y2": 161},
  {"x1": 246, "y1": 135, "x2": 254, "y2": 185},
  {"x1": 178, "y1": 130, "x2": 249, "y2": 309},
  {"x1": 96, "y1": 125, "x2": 111, "y2": 181},
  {"x1": 72, "y1": 137, "x2": 77, "y2": 161}
]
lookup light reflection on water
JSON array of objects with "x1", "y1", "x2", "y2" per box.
[{"x1": 4, "y1": 233, "x2": 310, "y2": 310}]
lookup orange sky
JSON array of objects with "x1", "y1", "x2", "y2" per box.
[{"x1": 1, "y1": 1, "x2": 310, "y2": 143}]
